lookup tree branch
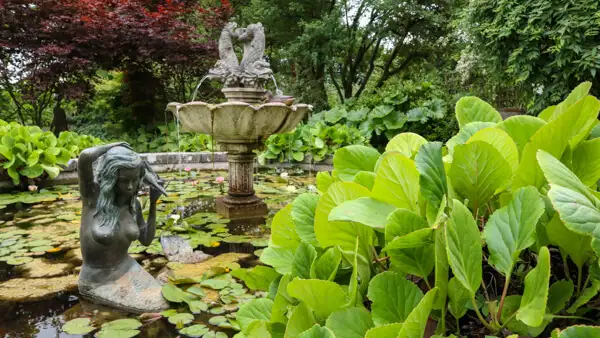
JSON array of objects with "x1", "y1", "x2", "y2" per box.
[{"x1": 328, "y1": 65, "x2": 345, "y2": 104}]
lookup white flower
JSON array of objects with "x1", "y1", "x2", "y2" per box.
[
  {"x1": 285, "y1": 185, "x2": 297, "y2": 192},
  {"x1": 280, "y1": 172, "x2": 289, "y2": 179},
  {"x1": 307, "y1": 185, "x2": 317, "y2": 193},
  {"x1": 169, "y1": 214, "x2": 181, "y2": 221}
]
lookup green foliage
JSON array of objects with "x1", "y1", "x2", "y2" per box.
[
  {"x1": 121, "y1": 122, "x2": 214, "y2": 154},
  {"x1": 0, "y1": 119, "x2": 103, "y2": 186},
  {"x1": 247, "y1": 82, "x2": 600, "y2": 337}
]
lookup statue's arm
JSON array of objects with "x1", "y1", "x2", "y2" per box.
[
  {"x1": 78, "y1": 142, "x2": 131, "y2": 201},
  {"x1": 135, "y1": 198, "x2": 157, "y2": 246}
]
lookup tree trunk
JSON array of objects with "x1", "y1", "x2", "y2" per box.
[
  {"x1": 123, "y1": 65, "x2": 161, "y2": 129},
  {"x1": 51, "y1": 95, "x2": 68, "y2": 136}
]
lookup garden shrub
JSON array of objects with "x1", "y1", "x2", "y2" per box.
[
  {"x1": 0, "y1": 120, "x2": 103, "y2": 186},
  {"x1": 232, "y1": 82, "x2": 600, "y2": 337}
]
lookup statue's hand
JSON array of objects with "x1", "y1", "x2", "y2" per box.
[{"x1": 149, "y1": 179, "x2": 166, "y2": 203}]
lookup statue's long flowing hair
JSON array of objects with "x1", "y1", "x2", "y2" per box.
[{"x1": 93, "y1": 147, "x2": 145, "y2": 242}]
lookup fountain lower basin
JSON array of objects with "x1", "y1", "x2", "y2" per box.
[{"x1": 167, "y1": 98, "x2": 311, "y2": 219}]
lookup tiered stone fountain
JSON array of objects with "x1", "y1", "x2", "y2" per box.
[{"x1": 167, "y1": 22, "x2": 311, "y2": 219}]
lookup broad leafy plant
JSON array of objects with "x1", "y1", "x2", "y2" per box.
[
  {"x1": 0, "y1": 120, "x2": 103, "y2": 186},
  {"x1": 233, "y1": 82, "x2": 600, "y2": 337}
]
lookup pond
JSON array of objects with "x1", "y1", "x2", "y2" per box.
[{"x1": 0, "y1": 168, "x2": 316, "y2": 337}]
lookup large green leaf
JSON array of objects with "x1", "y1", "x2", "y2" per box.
[
  {"x1": 353, "y1": 171, "x2": 376, "y2": 190},
  {"x1": 546, "y1": 214, "x2": 592, "y2": 269},
  {"x1": 445, "y1": 200, "x2": 482, "y2": 295},
  {"x1": 386, "y1": 132, "x2": 427, "y2": 158},
  {"x1": 310, "y1": 247, "x2": 341, "y2": 281},
  {"x1": 286, "y1": 279, "x2": 348, "y2": 320},
  {"x1": 372, "y1": 152, "x2": 420, "y2": 212},
  {"x1": 415, "y1": 142, "x2": 448, "y2": 213},
  {"x1": 514, "y1": 96, "x2": 600, "y2": 189},
  {"x1": 367, "y1": 271, "x2": 423, "y2": 326},
  {"x1": 364, "y1": 323, "x2": 403, "y2": 338},
  {"x1": 446, "y1": 122, "x2": 496, "y2": 156},
  {"x1": 325, "y1": 307, "x2": 373, "y2": 338},
  {"x1": 231, "y1": 266, "x2": 280, "y2": 291},
  {"x1": 517, "y1": 246, "x2": 550, "y2": 327},
  {"x1": 261, "y1": 247, "x2": 295, "y2": 275},
  {"x1": 555, "y1": 325, "x2": 600, "y2": 338},
  {"x1": 297, "y1": 325, "x2": 335, "y2": 338},
  {"x1": 496, "y1": 115, "x2": 546, "y2": 156},
  {"x1": 333, "y1": 145, "x2": 380, "y2": 181},
  {"x1": 541, "y1": 82, "x2": 592, "y2": 121},
  {"x1": 284, "y1": 302, "x2": 316, "y2": 338},
  {"x1": 547, "y1": 280, "x2": 574, "y2": 314},
  {"x1": 572, "y1": 138, "x2": 600, "y2": 187},
  {"x1": 449, "y1": 141, "x2": 511, "y2": 212},
  {"x1": 271, "y1": 205, "x2": 301, "y2": 249},
  {"x1": 483, "y1": 186, "x2": 545, "y2": 275},
  {"x1": 567, "y1": 280, "x2": 600, "y2": 314},
  {"x1": 467, "y1": 127, "x2": 519, "y2": 172},
  {"x1": 329, "y1": 197, "x2": 397, "y2": 230},
  {"x1": 448, "y1": 277, "x2": 470, "y2": 319},
  {"x1": 20, "y1": 164, "x2": 44, "y2": 178},
  {"x1": 434, "y1": 221, "x2": 449, "y2": 310},
  {"x1": 237, "y1": 298, "x2": 274, "y2": 334},
  {"x1": 538, "y1": 151, "x2": 600, "y2": 239},
  {"x1": 455, "y1": 96, "x2": 502, "y2": 128},
  {"x1": 316, "y1": 172, "x2": 334, "y2": 193},
  {"x1": 291, "y1": 194, "x2": 320, "y2": 247},
  {"x1": 272, "y1": 274, "x2": 293, "y2": 324},
  {"x1": 292, "y1": 242, "x2": 317, "y2": 279},
  {"x1": 384, "y1": 209, "x2": 434, "y2": 277},
  {"x1": 398, "y1": 288, "x2": 438, "y2": 338}
]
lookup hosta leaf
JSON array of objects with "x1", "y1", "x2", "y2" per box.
[
  {"x1": 398, "y1": 288, "x2": 438, "y2": 338},
  {"x1": 292, "y1": 242, "x2": 317, "y2": 279},
  {"x1": 333, "y1": 145, "x2": 380, "y2": 181},
  {"x1": 237, "y1": 298, "x2": 273, "y2": 334},
  {"x1": 567, "y1": 280, "x2": 600, "y2": 314},
  {"x1": 572, "y1": 138, "x2": 600, "y2": 187},
  {"x1": 384, "y1": 209, "x2": 434, "y2": 277},
  {"x1": 310, "y1": 247, "x2": 341, "y2": 281},
  {"x1": 455, "y1": 96, "x2": 502, "y2": 128},
  {"x1": 445, "y1": 200, "x2": 482, "y2": 295},
  {"x1": 386, "y1": 132, "x2": 428, "y2": 159},
  {"x1": 547, "y1": 280, "x2": 574, "y2": 314},
  {"x1": 467, "y1": 127, "x2": 519, "y2": 172},
  {"x1": 483, "y1": 187, "x2": 545, "y2": 275},
  {"x1": 364, "y1": 323, "x2": 403, "y2": 338},
  {"x1": 372, "y1": 152, "x2": 420, "y2": 212},
  {"x1": 291, "y1": 194, "x2": 320, "y2": 247},
  {"x1": 496, "y1": 115, "x2": 546, "y2": 156},
  {"x1": 325, "y1": 307, "x2": 373, "y2": 338},
  {"x1": 286, "y1": 279, "x2": 348, "y2": 320},
  {"x1": 517, "y1": 246, "x2": 550, "y2": 327},
  {"x1": 514, "y1": 96, "x2": 600, "y2": 189},
  {"x1": 415, "y1": 142, "x2": 448, "y2": 213},
  {"x1": 284, "y1": 302, "x2": 316, "y2": 338},
  {"x1": 329, "y1": 197, "x2": 397, "y2": 230},
  {"x1": 297, "y1": 325, "x2": 335, "y2": 338},
  {"x1": 449, "y1": 141, "x2": 511, "y2": 211},
  {"x1": 367, "y1": 271, "x2": 423, "y2": 326},
  {"x1": 271, "y1": 205, "x2": 301, "y2": 249},
  {"x1": 546, "y1": 214, "x2": 592, "y2": 269}
]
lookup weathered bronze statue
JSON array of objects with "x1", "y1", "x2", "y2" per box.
[{"x1": 77, "y1": 142, "x2": 168, "y2": 313}]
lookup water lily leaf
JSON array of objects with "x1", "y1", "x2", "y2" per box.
[
  {"x1": 517, "y1": 246, "x2": 550, "y2": 327},
  {"x1": 208, "y1": 316, "x2": 228, "y2": 326},
  {"x1": 161, "y1": 309, "x2": 178, "y2": 317},
  {"x1": 186, "y1": 285, "x2": 205, "y2": 297},
  {"x1": 168, "y1": 313, "x2": 194, "y2": 325},
  {"x1": 201, "y1": 279, "x2": 230, "y2": 290},
  {"x1": 445, "y1": 200, "x2": 482, "y2": 295},
  {"x1": 455, "y1": 96, "x2": 502, "y2": 128},
  {"x1": 162, "y1": 283, "x2": 185, "y2": 302},
  {"x1": 291, "y1": 193, "x2": 320, "y2": 247},
  {"x1": 386, "y1": 133, "x2": 427, "y2": 159},
  {"x1": 496, "y1": 115, "x2": 546, "y2": 156},
  {"x1": 398, "y1": 288, "x2": 438, "y2": 338},
  {"x1": 284, "y1": 302, "x2": 315, "y2": 338},
  {"x1": 372, "y1": 152, "x2": 420, "y2": 212},
  {"x1": 333, "y1": 145, "x2": 380, "y2": 181},
  {"x1": 310, "y1": 247, "x2": 341, "y2": 281},
  {"x1": 209, "y1": 307, "x2": 226, "y2": 315},
  {"x1": 367, "y1": 271, "x2": 423, "y2": 326},
  {"x1": 483, "y1": 187, "x2": 545, "y2": 276},
  {"x1": 237, "y1": 298, "x2": 273, "y2": 334},
  {"x1": 179, "y1": 324, "x2": 209, "y2": 337},
  {"x1": 286, "y1": 278, "x2": 348, "y2": 320},
  {"x1": 29, "y1": 245, "x2": 54, "y2": 253},
  {"x1": 325, "y1": 307, "x2": 373, "y2": 338},
  {"x1": 102, "y1": 319, "x2": 143, "y2": 330},
  {"x1": 329, "y1": 197, "x2": 397, "y2": 230},
  {"x1": 188, "y1": 300, "x2": 208, "y2": 314},
  {"x1": 6, "y1": 256, "x2": 33, "y2": 265},
  {"x1": 297, "y1": 324, "x2": 335, "y2": 338},
  {"x1": 449, "y1": 141, "x2": 511, "y2": 212},
  {"x1": 96, "y1": 328, "x2": 140, "y2": 338},
  {"x1": 62, "y1": 318, "x2": 95, "y2": 334},
  {"x1": 231, "y1": 266, "x2": 280, "y2": 291},
  {"x1": 271, "y1": 204, "x2": 301, "y2": 249}
]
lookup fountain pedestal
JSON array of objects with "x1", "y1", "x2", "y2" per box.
[{"x1": 216, "y1": 144, "x2": 268, "y2": 219}]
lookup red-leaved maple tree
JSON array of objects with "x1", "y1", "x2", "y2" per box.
[{"x1": 0, "y1": 0, "x2": 232, "y2": 128}]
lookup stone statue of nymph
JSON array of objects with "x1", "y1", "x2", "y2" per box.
[{"x1": 77, "y1": 142, "x2": 169, "y2": 313}]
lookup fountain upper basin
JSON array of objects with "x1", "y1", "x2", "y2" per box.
[{"x1": 167, "y1": 101, "x2": 312, "y2": 144}]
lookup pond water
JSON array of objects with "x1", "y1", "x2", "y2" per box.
[{"x1": 0, "y1": 169, "x2": 314, "y2": 337}]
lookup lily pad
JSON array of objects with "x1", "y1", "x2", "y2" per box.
[
  {"x1": 209, "y1": 306, "x2": 226, "y2": 315},
  {"x1": 29, "y1": 245, "x2": 54, "y2": 253},
  {"x1": 161, "y1": 309, "x2": 178, "y2": 317},
  {"x1": 208, "y1": 316, "x2": 228, "y2": 326},
  {"x1": 200, "y1": 279, "x2": 230, "y2": 290},
  {"x1": 62, "y1": 317, "x2": 96, "y2": 334},
  {"x1": 6, "y1": 256, "x2": 34, "y2": 265},
  {"x1": 179, "y1": 324, "x2": 210, "y2": 337},
  {"x1": 25, "y1": 239, "x2": 53, "y2": 247},
  {"x1": 168, "y1": 313, "x2": 195, "y2": 325}
]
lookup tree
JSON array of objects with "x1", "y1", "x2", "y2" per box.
[
  {"x1": 459, "y1": 0, "x2": 600, "y2": 111},
  {"x1": 0, "y1": 0, "x2": 231, "y2": 127}
]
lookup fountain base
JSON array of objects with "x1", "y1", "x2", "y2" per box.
[{"x1": 215, "y1": 195, "x2": 268, "y2": 219}]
